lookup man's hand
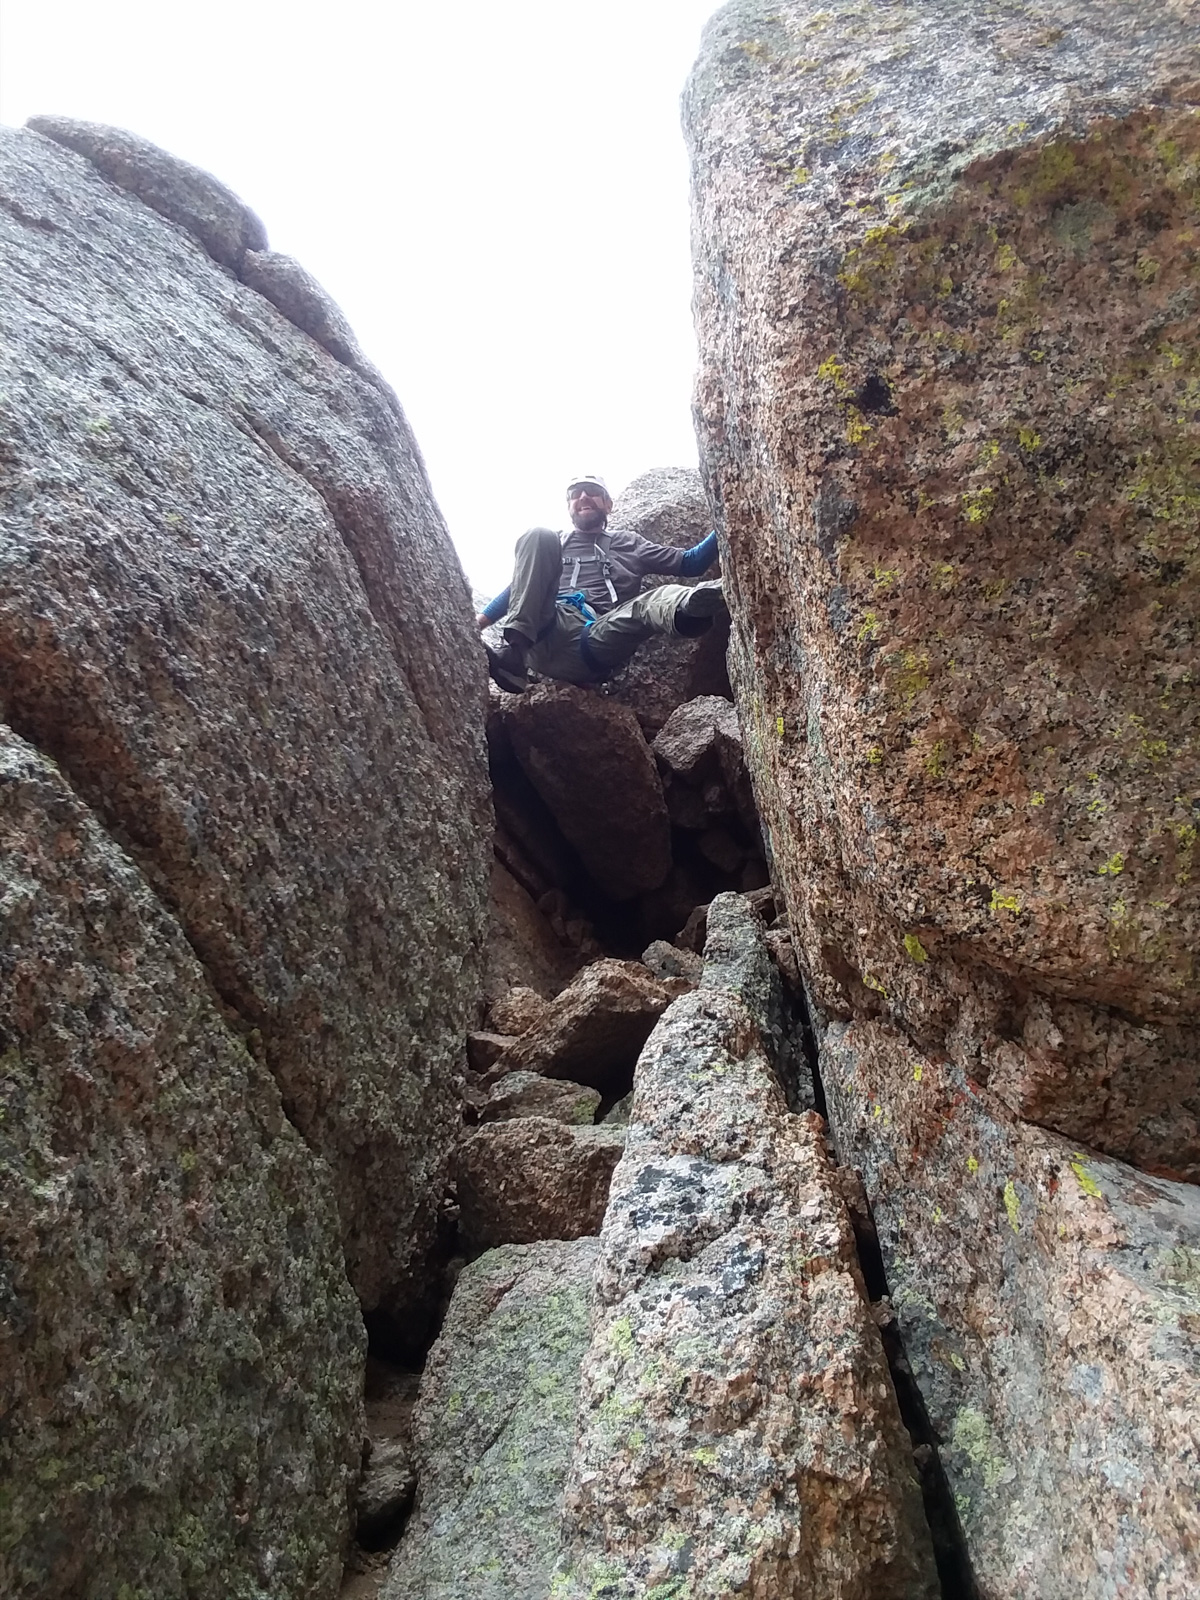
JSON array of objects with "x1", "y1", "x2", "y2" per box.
[{"x1": 476, "y1": 613, "x2": 491, "y2": 631}]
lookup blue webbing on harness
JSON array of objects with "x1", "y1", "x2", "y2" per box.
[
  {"x1": 556, "y1": 589, "x2": 598, "y2": 623},
  {"x1": 533, "y1": 590, "x2": 595, "y2": 643},
  {"x1": 555, "y1": 589, "x2": 609, "y2": 679}
]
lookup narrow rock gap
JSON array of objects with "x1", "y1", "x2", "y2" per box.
[
  {"x1": 806, "y1": 1012, "x2": 980, "y2": 1600},
  {"x1": 341, "y1": 1177, "x2": 471, "y2": 1591},
  {"x1": 341, "y1": 1331, "x2": 422, "y2": 1594},
  {"x1": 878, "y1": 1314, "x2": 981, "y2": 1600},
  {"x1": 341, "y1": 1297, "x2": 448, "y2": 1590},
  {"x1": 790, "y1": 979, "x2": 826, "y2": 1119}
]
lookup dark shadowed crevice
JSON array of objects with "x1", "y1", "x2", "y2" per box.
[
  {"x1": 878, "y1": 1311, "x2": 981, "y2": 1600},
  {"x1": 363, "y1": 1308, "x2": 421, "y2": 1368},
  {"x1": 363, "y1": 1190, "x2": 464, "y2": 1369},
  {"x1": 344, "y1": 1344, "x2": 423, "y2": 1576},
  {"x1": 792, "y1": 980, "x2": 825, "y2": 1119},
  {"x1": 806, "y1": 1022, "x2": 980, "y2": 1600},
  {"x1": 347, "y1": 1204, "x2": 467, "y2": 1574}
]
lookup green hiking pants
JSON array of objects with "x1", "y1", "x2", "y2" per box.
[{"x1": 501, "y1": 527, "x2": 692, "y2": 685}]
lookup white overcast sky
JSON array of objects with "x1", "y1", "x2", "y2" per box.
[{"x1": 0, "y1": 0, "x2": 719, "y2": 594}]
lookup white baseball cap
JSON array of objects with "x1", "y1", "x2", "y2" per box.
[{"x1": 566, "y1": 474, "x2": 610, "y2": 497}]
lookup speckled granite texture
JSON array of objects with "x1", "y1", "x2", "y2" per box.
[{"x1": 686, "y1": 3, "x2": 1200, "y2": 1591}]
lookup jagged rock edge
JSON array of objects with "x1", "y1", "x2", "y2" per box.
[
  {"x1": 236, "y1": 409, "x2": 443, "y2": 752},
  {"x1": 25, "y1": 116, "x2": 404, "y2": 405}
]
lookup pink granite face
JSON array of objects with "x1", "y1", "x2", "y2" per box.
[
  {"x1": 687, "y1": 9, "x2": 1200, "y2": 1176},
  {"x1": 686, "y1": 5, "x2": 1200, "y2": 1593}
]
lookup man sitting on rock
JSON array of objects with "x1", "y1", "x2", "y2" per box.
[{"x1": 477, "y1": 474, "x2": 725, "y2": 693}]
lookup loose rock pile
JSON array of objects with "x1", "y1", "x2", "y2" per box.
[
  {"x1": 488, "y1": 681, "x2": 768, "y2": 962},
  {"x1": 456, "y1": 667, "x2": 776, "y2": 1263},
  {"x1": 482, "y1": 467, "x2": 766, "y2": 981},
  {"x1": 558, "y1": 897, "x2": 936, "y2": 1600},
  {"x1": 386, "y1": 897, "x2": 938, "y2": 1599},
  {"x1": 457, "y1": 953, "x2": 690, "y2": 1253}
]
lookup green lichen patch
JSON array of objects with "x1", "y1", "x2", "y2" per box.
[
  {"x1": 950, "y1": 1405, "x2": 1011, "y2": 1491},
  {"x1": 1069, "y1": 1154, "x2": 1104, "y2": 1199},
  {"x1": 1003, "y1": 1178, "x2": 1022, "y2": 1234}
]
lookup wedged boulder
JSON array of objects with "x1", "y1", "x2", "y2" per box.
[
  {"x1": 355, "y1": 1438, "x2": 416, "y2": 1543},
  {"x1": 382, "y1": 1240, "x2": 598, "y2": 1600},
  {"x1": 821, "y1": 1013, "x2": 1200, "y2": 1599},
  {"x1": 603, "y1": 1092, "x2": 635, "y2": 1127},
  {"x1": 481, "y1": 1071, "x2": 601, "y2": 1126},
  {"x1": 488, "y1": 691, "x2": 584, "y2": 900},
  {"x1": 494, "y1": 958, "x2": 680, "y2": 1095},
  {"x1": 484, "y1": 858, "x2": 580, "y2": 1007},
  {"x1": 601, "y1": 468, "x2": 732, "y2": 735},
  {"x1": 654, "y1": 693, "x2": 760, "y2": 838},
  {"x1": 466, "y1": 1030, "x2": 514, "y2": 1075},
  {"x1": 500, "y1": 683, "x2": 671, "y2": 900},
  {"x1": 1, "y1": 123, "x2": 490, "y2": 1311},
  {"x1": 488, "y1": 984, "x2": 551, "y2": 1038},
  {"x1": 640, "y1": 938, "x2": 705, "y2": 984},
  {"x1": 677, "y1": 901, "x2": 711, "y2": 953},
  {"x1": 0, "y1": 731, "x2": 363, "y2": 1599},
  {"x1": 556, "y1": 896, "x2": 937, "y2": 1599},
  {"x1": 456, "y1": 1118, "x2": 626, "y2": 1250},
  {"x1": 652, "y1": 693, "x2": 741, "y2": 782},
  {"x1": 686, "y1": 2, "x2": 1200, "y2": 1590}
]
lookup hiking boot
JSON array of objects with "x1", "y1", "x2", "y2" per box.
[
  {"x1": 674, "y1": 579, "x2": 728, "y2": 636},
  {"x1": 485, "y1": 634, "x2": 531, "y2": 693}
]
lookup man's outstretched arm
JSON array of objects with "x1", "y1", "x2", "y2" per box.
[
  {"x1": 477, "y1": 585, "x2": 512, "y2": 629},
  {"x1": 679, "y1": 531, "x2": 718, "y2": 576},
  {"x1": 626, "y1": 528, "x2": 719, "y2": 578}
]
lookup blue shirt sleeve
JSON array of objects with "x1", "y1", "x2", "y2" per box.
[
  {"x1": 679, "y1": 531, "x2": 718, "y2": 577},
  {"x1": 482, "y1": 585, "x2": 512, "y2": 623}
]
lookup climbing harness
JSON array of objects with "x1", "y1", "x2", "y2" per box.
[
  {"x1": 555, "y1": 533, "x2": 620, "y2": 681},
  {"x1": 552, "y1": 589, "x2": 610, "y2": 681},
  {"x1": 555, "y1": 589, "x2": 599, "y2": 625},
  {"x1": 562, "y1": 532, "x2": 619, "y2": 608}
]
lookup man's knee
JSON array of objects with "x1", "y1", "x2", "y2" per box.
[{"x1": 515, "y1": 526, "x2": 562, "y2": 558}]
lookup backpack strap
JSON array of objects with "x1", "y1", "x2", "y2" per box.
[
  {"x1": 593, "y1": 531, "x2": 618, "y2": 605},
  {"x1": 562, "y1": 529, "x2": 618, "y2": 606}
]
